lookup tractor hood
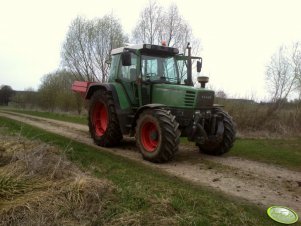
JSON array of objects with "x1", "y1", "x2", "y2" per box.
[{"x1": 151, "y1": 84, "x2": 215, "y2": 109}]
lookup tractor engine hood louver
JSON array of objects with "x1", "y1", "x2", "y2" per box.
[{"x1": 184, "y1": 91, "x2": 196, "y2": 107}]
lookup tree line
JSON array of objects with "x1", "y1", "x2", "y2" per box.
[
  {"x1": 11, "y1": 70, "x2": 84, "y2": 114},
  {"x1": 1, "y1": 0, "x2": 300, "y2": 135},
  {"x1": 0, "y1": 85, "x2": 15, "y2": 106}
]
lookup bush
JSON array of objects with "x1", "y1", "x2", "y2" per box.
[{"x1": 217, "y1": 98, "x2": 301, "y2": 136}]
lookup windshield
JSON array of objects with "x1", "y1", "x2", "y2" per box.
[{"x1": 141, "y1": 55, "x2": 187, "y2": 84}]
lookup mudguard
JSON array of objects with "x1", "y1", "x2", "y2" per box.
[{"x1": 133, "y1": 104, "x2": 167, "y2": 126}]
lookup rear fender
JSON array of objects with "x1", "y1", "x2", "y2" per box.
[
  {"x1": 71, "y1": 81, "x2": 113, "y2": 100},
  {"x1": 86, "y1": 83, "x2": 113, "y2": 99}
]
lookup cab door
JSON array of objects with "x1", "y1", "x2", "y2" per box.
[{"x1": 117, "y1": 53, "x2": 139, "y2": 106}]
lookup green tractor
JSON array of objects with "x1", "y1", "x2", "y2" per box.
[{"x1": 72, "y1": 43, "x2": 236, "y2": 163}]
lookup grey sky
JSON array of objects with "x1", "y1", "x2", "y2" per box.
[{"x1": 1, "y1": 0, "x2": 301, "y2": 101}]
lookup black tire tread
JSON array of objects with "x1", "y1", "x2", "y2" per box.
[
  {"x1": 199, "y1": 108, "x2": 236, "y2": 155},
  {"x1": 136, "y1": 109, "x2": 180, "y2": 163},
  {"x1": 88, "y1": 90, "x2": 122, "y2": 147}
]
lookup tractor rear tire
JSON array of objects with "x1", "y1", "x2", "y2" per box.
[
  {"x1": 88, "y1": 90, "x2": 122, "y2": 147},
  {"x1": 136, "y1": 109, "x2": 180, "y2": 163},
  {"x1": 198, "y1": 108, "x2": 236, "y2": 155}
]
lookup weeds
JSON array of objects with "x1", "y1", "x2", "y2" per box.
[
  {"x1": 0, "y1": 134, "x2": 115, "y2": 226},
  {"x1": 216, "y1": 98, "x2": 301, "y2": 137},
  {"x1": 0, "y1": 176, "x2": 29, "y2": 199}
]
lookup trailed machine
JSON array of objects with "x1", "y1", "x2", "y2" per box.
[{"x1": 72, "y1": 43, "x2": 236, "y2": 163}]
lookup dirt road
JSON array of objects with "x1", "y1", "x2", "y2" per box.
[{"x1": 1, "y1": 110, "x2": 300, "y2": 215}]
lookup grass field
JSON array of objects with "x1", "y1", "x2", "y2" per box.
[
  {"x1": 4, "y1": 108, "x2": 87, "y2": 124},
  {"x1": 182, "y1": 135, "x2": 301, "y2": 172},
  {"x1": 0, "y1": 116, "x2": 286, "y2": 226},
  {"x1": 229, "y1": 138, "x2": 301, "y2": 171},
  {"x1": 2, "y1": 108, "x2": 301, "y2": 171}
]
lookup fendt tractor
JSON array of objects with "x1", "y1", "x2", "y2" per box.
[{"x1": 72, "y1": 43, "x2": 236, "y2": 163}]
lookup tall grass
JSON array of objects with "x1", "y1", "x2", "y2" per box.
[
  {"x1": 0, "y1": 176, "x2": 29, "y2": 199},
  {"x1": 217, "y1": 98, "x2": 301, "y2": 136},
  {"x1": 0, "y1": 134, "x2": 114, "y2": 226}
]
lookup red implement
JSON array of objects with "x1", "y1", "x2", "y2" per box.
[{"x1": 71, "y1": 81, "x2": 91, "y2": 98}]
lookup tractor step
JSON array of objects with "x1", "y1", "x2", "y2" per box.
[
  {"x1": 127, "y1": 114, "x2": 135, "y2": 119},
  {"x1": 125, "y1": 114, "x2": 135, "y2": 129}
]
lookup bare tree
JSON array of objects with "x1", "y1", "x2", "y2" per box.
[
  {"x1": 132, "y1": 1, "x2": 200, "y2": 54},
  {"x1": 92, "y1": 15, "x2": 127, "y2": 82},
  {"x1": 291, "y1": 42, "x2": 301, "y2": 97},
  {"x1": 290, "y1": 42, "x2": 301, "y2": 118},
  {"x1": 132, "y1": 0, "x2": 162, "y2": 45},
  {"x1": 266, "y1": 46, "x2": 292, "y2": 103},
  {"x1": 266, "y1": 43, "x2": 301, "y2": 113},
  {"x1": 62, "y1": 17, "x2": 93, "y2": 81},
  {"x1": 61, "y1": 15, "x2": 126, "y2": 82}
]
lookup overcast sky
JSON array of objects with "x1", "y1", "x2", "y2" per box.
[{"x1": 1, "y1": 0, "x2": 301, "y2": 101}]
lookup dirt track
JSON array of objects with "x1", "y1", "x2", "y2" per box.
[{"x1": 1, "y1": 110, "x2": 300, "y2": 215}]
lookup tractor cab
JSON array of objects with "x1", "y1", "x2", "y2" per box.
[
  {"x1": 108, "y1": 44, "x2": 208, "y2": 108},
  {"x1": 109, "y1": 43, "x2": 201, "y2": 85}
]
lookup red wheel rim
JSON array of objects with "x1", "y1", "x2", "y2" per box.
[
  {"x1": 141, "y1": 121, "x2": 159, "y2": 152},
  {"x1": 92, "y1": 102, "x2": 108, "y2": 136}
]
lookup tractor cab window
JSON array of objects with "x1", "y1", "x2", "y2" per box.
[
  {"x1": 141, "y1": 55, "x2": 178, "y2": 83},
  {"x1": 118, "y1": 53, "x2": 137, "y2": 82},
  {"x1": 177, "y1": 59, "x2": 188, "y2": 85}
]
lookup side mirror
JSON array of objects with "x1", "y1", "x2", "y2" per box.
[
  {"x1": 122, "y1": 51, "x2": 131, "y2": 66},
  {"x1": 197, "y1": 59, "x2": 202, "y2": 73}
]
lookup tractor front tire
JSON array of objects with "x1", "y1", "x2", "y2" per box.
[
  {"x1": 198, "y1": 108, "x2": 236, "y2": 155},
  {"x1": 136, "y1": 109, "x2": 180, "y2": 163},
  {"x1": 88, "y1": 90, "x2": 122, "y2": 147}
]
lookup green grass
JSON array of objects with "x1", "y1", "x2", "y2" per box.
[
  {"x1": 228, "y1": 138, "x2": 301, "y2": 171},
  {"x1": 181, "y1": 137, "x2": 301, "y2": 171},
  {"x1": 0, "y1": 116, "x2": 290, "y2": 226},
  {"x1": 1, "y1": 108, "x2": 87, "y2": 125}
]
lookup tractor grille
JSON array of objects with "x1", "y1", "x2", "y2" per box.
[
  {"x1": 184, "y1": 91, "x2": 196, "y2": 107},
  {"x1": 196, "y1": 91, "x2": 215, "y2": 108}
]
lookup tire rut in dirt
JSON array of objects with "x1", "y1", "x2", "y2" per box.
[
  {"x1": 136, "y1": 109, "x2": 180, "y2": 163},
  {"x1": 88, "y1": 90, "x2": 122, "y2": 147}
]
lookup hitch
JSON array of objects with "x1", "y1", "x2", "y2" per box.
[
  {"x1": 189, "y1": 111, "x2": 207, "y2": 144},
  {"x1": 188, "y1": 111, "x2": 224, "y2": 145}
]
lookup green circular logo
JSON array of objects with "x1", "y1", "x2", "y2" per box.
[{"x1": 267, "y1": 206, "x2": 298, "y2": 224}]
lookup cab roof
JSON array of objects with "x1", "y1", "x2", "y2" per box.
[{"x1": 111, "y1": 44, "x2": 179, "y2": 56}]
